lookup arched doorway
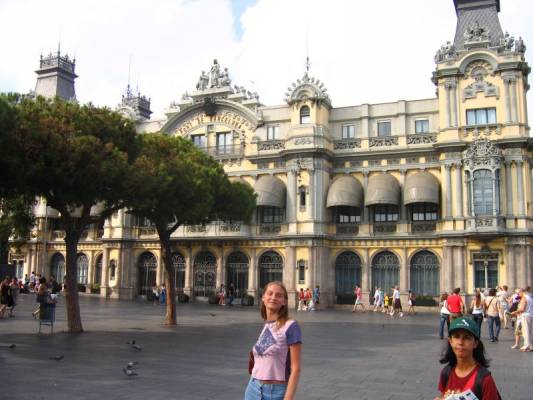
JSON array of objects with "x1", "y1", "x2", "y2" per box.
[
  {"x1": 94, "y1": 254, "x2": 102, "y2": 285},
  {"x1": 193, "y1": 251, "x2": 216, "y2": 297},
  {"x1": 335, "y1": 251, "x2": 362, "y2": 304},
  {"x1": 258, "y1": 251, "x2": 283, "y2": 291},
  {"x1": 77, "y1": 253, "x2": 89, "y2": 285},
  {"x1": 226, "y1": 251, "x2": 249, "y2": 299},
  {"x1": 172, "y1": 252, "x2": 185, "y2": 293},
  {"x1": 50, "y1": 253, "x2": 65, "y2": 283},
  {"x1": 371, "y1": 251, "x2": 400, "y2": 293},
  {"x1": 138, "y1": 252, "x2": 157, "y2": 296},
  {"x1": 410, "y1": 250, "x2": 440, "y2": 296}
]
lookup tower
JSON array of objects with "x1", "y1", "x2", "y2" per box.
[
  {"x1": 34, "y1": 46, "x2": 77, "y2": 100},
  {"x1": 117, "y1": 84, "x2": 152, "y2": 121}
]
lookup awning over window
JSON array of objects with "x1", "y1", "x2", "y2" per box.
[
  {"x1": 365, "y1": 173, "x2": 400, "y2": 206},
  {"x1": 326, "y1": 175, "x2": 364, "y2": 209},
  {"x1": 254, "y1": 175, "x2": 286, "y2": 208},
  {"x1": 404, "y1": 171, "x2": 439, "y2": 205}
]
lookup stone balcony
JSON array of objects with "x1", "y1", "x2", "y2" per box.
[
  {"x1": 335, "y1": 223, "x2": 359, "y2": 236},
  {"x1": 466, "y1": 216, "x2": 506, "y2": 234}
]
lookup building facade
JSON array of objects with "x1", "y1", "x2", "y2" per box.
[{"x1": 10, "y1": 0, "x2": 533, "y2": 306}]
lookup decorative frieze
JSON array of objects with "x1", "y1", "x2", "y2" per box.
[
  {"x1": 407, "y1": 134, "x2": 437, "y2": 144},
  {"x1": 369, "y1": 137, "x2": 398, "y2": 147},
  {"x1": 293, "y1": 137, "x2": 312, "y2": 146},
  {"x1": 333, "y1": 139, "x2": 361, "y2": 150},
  {"x1": 219, "y1": 223, "x2": 241, "y2": 232},
  {"x1": 258, "y1": 140, "x2": 285, "y2": 151}
]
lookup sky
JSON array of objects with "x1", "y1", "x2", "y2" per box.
[{"x1": 1, "y1": 0, "x2": 532, "y2": 120}]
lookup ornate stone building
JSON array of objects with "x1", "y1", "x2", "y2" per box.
[{"x1": 10, "y1": 0, "x2": 533, "y2": 306}]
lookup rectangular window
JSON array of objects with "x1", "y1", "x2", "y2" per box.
[
  {"x1": 260, "y1": 207, "x2": 283, "y2": 223},
  {"x1": 466, "y1": 108, "x2": 497, "y2": 126},
  {"x1": 342, "y1": 124, "x2": 355, "y2": 139},
  {"x1": 216, "y1": 132, "x2": 232, "y2": 154},
  {"x1": 411, "y1": 204, "x2": 438, "y2": 221},
  {"x1": 299, "y1": 187, "x2": 306, "y2": 208},
  {"x1": 267, "y1": 125, "x2": 280, "y2": 140},
  {"x1": 298, "y1": 261, "x2": 306, "y2": 284},
  {"x1": 192, "y1": 134, "x2": 206, "y2": 148},
  {"x1": 373, "y1": 205, "x2": 398, "y2": 222},
  {"x1": 415, "y1": 119, "x2": 429, "y2": 134},
  {"x1": 336, "y1": 206, "x2": 361, "y2": 223},
  {"x1": 377, "y1": 121, "x2": 391, "y2": 137}
]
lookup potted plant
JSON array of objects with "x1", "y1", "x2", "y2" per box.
[{"x1": 90, "y1": 283, "x2": 101, "y2": 294}]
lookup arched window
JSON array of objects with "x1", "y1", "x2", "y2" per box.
[
  {"x1": 258, "y1": 251, "x2": 283, "y2": 290},
  {"x1": 300, "y1": 106, "x2": 311, "y2": 124},
  {"x1": 172, "y1": 252, "x2": 186, "y2": 293},
  {"x1": 77, "y1": 253, "x2": 89, "y2": 285},
  {"x1": 50, "y1": 253, "x2": 65, "y2": 283},
  {"x1": 226, "y1": 251, "x2": 249, "y2": 299},
  {"x1": 410, "y1": 251, "x2": 439, "y2": 296},
  {"x1": 334, "y1": 251, "x2": 362, "y2": 304},
  {"x1": 193, "y1": 251, "x2": 217, "y2": 297},
  {"x1": 371, "y1": 251, "x2": 399, "y2": 292},
  {"x1": 138, "y1": 252, "x2": 157, "y2": 296},
  {"x1": 473, "y1": 169, "x2": 493, "y2": 215}
]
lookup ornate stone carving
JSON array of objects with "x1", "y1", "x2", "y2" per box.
[
  {"x1": 407, "y1": 134, "x2": 437, "y2": 144},
  {"x1": 219, "y1": 222, "x2": 241, "y2": 232},
  {"x1": 186, "y1": 224, "x2": 207, "y2": 233},
  {"x1": 462, "y1": 125, "x2": 501, "y2": 138},
  {"x1": 258, "y1": 140, "x2": 285, "y2": 151},
  {"x1": 463, "y1": 138, "x2": 503, "y2": 171},
  {"x1": 196, "y1": 71, "x2": 209, "y2": 90},
  {"x1": 515, "y1": 37, "x2": 526, "y2": 53},
  {"x1": 334, "y1": 139, "x2": 361, "y2": 150},
  {"x1": 463, "y1": 66, "x2": 499, "y2": 101},
  {"x1": 369, "y1": 137, "x2": 398, "y2": 147},
  {"x1": 499, "y1": 32, "x2": 515, "y2": 51},
  {"x1": 434, "y1": 41, "x2": 457, "y2": 63},
  {"x1": 475, "y1": 217, "x2": 494, "y2": 227},
  {"x1": 293, "y1": 137, "x2": 312, "y2": 145},
  {"x1": 285, "y1": 72, "x2": 331, "y2": 108},
  {"x1": 463, "y1": 21, "x2": 490, "y2": 47}
]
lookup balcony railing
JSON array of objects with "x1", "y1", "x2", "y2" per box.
[
  {"x1": 333, "y1": 139, "x2": 362, "y2": 150},
  {"x1": 406, "y1": 133, "x2": 437, "y2": 145},
  {"x1": 369, "y1": 136, "x2": 398, "y2": 147},
  {"x1": 373, "y1": 222, "x2": 397, "y2": 235},
  {"x1": 411, "y1": 220, "x2": 437, "y2": 233},
  {"x1": 466, "y1": 216, "x2": 506, "y2": 231},
  {"x1": 336, "y1": 223, "x2": 359, "y2": 235},
  {"x1": 259, "y1": 223, "x2": 282, "y2": 235},
  {"x1": 51, "y1": 230, "x2": 65, "y2": 240},
  {"x1": 257, "y1": 140, "x2": 285, "y2": 151}
]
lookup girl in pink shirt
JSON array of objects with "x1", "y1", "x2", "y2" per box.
[{"x1": 245, "y1": 281, "x2": 302, "y2": 400}]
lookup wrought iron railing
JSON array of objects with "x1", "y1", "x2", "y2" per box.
[
  {"x1": 206, "y1": 144, "x2": 244, "y2": 158},
  {"x1": 373, "y1": 222, "x2": 397, "y2": 234},
  {"x1": 406, "y1": 133, "x2": 437, "y2": 144},
  {"x1": 336, "y1": 223, "x2": 359, "y2": 235},
  {"x1": 333, "y1": 139, "x2": 362, "y2": 150},
  {"x1": 259, "y1": 223, "x2": 282, "y2": 234}
]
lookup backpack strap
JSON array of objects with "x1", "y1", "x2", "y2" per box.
[
  {"x1": 440, "y1": 365, "x2": 452, "y2": 390},
  {"x1": 474, "y1": 367, "x2": 502, "y2": 400}
]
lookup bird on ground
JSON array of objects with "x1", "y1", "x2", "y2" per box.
[
  {"x1": 123, "y1": 368, "x2": 138, "y2": 377},
  {"x1": 50, "y1": 354, "x2": 64, "y2": 361},
  {"x1": 209, "y1": 313, "x2": 216, "y2": 317},
  {"x1": 127, "y1": 361, "x2": 139, "y2": 368},
  {"x1": 8, "y1": 344, "x2": 16, "y2": 349},
  {"x1": 126, "y1": 340, "x2": 136, "y2": 345},
  {"x1": 131, "y1": 344, "x2": 142, "y2": 351}
]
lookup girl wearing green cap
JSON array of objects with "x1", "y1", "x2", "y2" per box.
[{"x1": 435, "y1": 317, "x2": 501, "y2": 400}]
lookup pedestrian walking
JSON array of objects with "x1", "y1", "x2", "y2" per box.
[
  {"x1": 435, "y1": 317, "x2": 501, "y2": 399},
  {"x1": 447, "y1": 288, "x2": 465, "y2": 320},
  {"x1": 0, "y1": 277, "x2": 11, "y2": 318},
  {"x1": 391, "y1": 286, "x2": 403, "y2": 317},
  {"x1": 383, "y1": 292, "x2": 391, "y2": 314},
  {"x1": 227, "y1": 282, "x2": 235, "y2": 306},
  {"x1": 218, "y1": 284, "x2": 226, "y2": 306},
  {"x1": 7, "y1": 277, "x2": 19, "y2": 317},
  {"x1": 297, "y1": 288, "x2": 306, "y2": 311},
  {"x1": 352, "y1": 285, "x2": 365, "y2": 313},
  {"x1": 439, "y1": 293, "x2": 451, "y2": 340},
  {"x1": 511, "y1": 286, "x2": 532, "y2": 352},
  {"x1": 244, "y1": 281, "x2": 302, "y2": 400},
  {"x1": 407, "y1": 290, "x2": 416, "y2": 315},
  {"x1": 311, "y1": 286, "x2": 320, "y2": 311},
  {"x1": 304, "y1": 288, "x2": 312, "y2": 311},
  {"x1": 373, "y1": 287, "x2": 383, "y2": 312},
  {"x1": 469, "y1": 291, "x2": 484, "y2": 332},
  {"x1": 496, "y1": 285, "x2": 510, "y2": 329},
  {"x1": 151, "y1": 282, "x2": 159, "y2": 305},
  {"x1": 159, "y1": 283, "x2": 167, "y2": 305},
  {"x1": 483, "y1": 288, "x2": 501, "y2": 343}
]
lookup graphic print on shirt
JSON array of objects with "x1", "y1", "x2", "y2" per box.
[{"x1": 254, "y1": 327, "x2": 277, "y2": 355}]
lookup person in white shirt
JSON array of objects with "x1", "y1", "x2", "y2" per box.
[
  {"x1": 496, "y1": 285, "x2": 510, "y2": 329},
  {"x1": 391, "y1": 286, "x2": 403, "y2": 317}
]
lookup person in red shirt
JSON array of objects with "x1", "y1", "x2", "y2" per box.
[
  {"x1": 446, "y1": 288, "x2": 465, "y2": 320},
  {"x1": 435, "y1": 317, "x2": 501, "y2": 400}
]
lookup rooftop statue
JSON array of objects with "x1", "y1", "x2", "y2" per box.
[
  {"x1": 209, "y1": 59, "x2": 221, "y2": 88},
  {"x1": 500, "y1": 32, "x2": 515, "y2": 51},
  {"x1": 434, "y1": 41, "x2": 457, "y2": 63},
  {"x1": 464, "y1": 21, "x2": 489, "y2": 42},
  {"x1": 515, "y1": 37, "x2": 526, "y2": 53},
  {"x1": 196, "y1": 71, "x2": 209, "y2": 90}
]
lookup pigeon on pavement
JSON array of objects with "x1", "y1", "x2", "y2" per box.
[
  {"x1": 50, "y1": 354, "x2": 64, "y2": 361},
  {"x1": 127, "y1": 361, "x2": 139, "y2": 368},
  {"x1": 131, "y1": 344, "x2": 142, "y2": 351},
  {"x1": 8, "y1": 344, "x2": 16, "y2": 349},
  {"x1": 123, "y1": 368, "x2": 138, "y2": 377}
]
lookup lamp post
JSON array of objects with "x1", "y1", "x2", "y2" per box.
[{"x1": 483, "y1": 260, "x2": 489, "y2": 290}]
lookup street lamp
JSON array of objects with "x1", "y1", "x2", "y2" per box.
[{"x1": 483, "y1": 260, "x2": 489, "y2": 290}]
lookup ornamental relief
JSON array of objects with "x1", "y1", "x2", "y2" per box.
[
  {"x1": 462, "y1": 138, "x2": 503, "y2": 171},
  {"x1": 462, "y1": 63, "x2": 499, "y2": 101},
  {"x1": 174, "y1": 111, "x2": 255, "y2": 137}
]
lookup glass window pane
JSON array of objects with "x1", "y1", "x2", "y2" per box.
[
  {"x1": 466, "y1": 110, "x2": 476, "y2": 126},
  {"x1": 300, "y1": 106, "x2": 311, "y2": 124},
  {"x1": 415, "y1": 120, "x2": 429, "y2": 134},
  {"x1": 476, "y1": 109, "x2": 487, "y2": 125},
  {"x1": 378, "y1": 121, "x2": 391, "y2": 137},
  {"x1": 487, "y1": 108, "x2": 496, "y2": 124}
]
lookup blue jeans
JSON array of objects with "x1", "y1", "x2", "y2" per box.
[
  {"x1": 488, "y1": 315, "x2": 501, "y2": 340},
  {"x1": 244, "y1": 378, "x2": 287, "y2": 400},
  {"x1": 439, "y1": 314, "x2": 449, "y2": 339}
]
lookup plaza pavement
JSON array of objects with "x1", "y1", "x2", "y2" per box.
[{"x1": 0, "y1": 294, "x2": 532, "y2": 400}]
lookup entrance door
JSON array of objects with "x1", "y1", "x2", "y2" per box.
[
  {"x1": 335, "y1": 251, "x2": 362, "y2": 304},
  {"x1": 138, "y1": 252, "x2": 157, "y2": 296},
  {"x1": 226, "y1": 251, "x2": 249, "y2": 299},
  {"x1": 193, "y1": 251, "x2": 216, "y2": 297},
  {"x1": 371, "y1": 251, "x2": 400, "y2": 293},
  {"x1": 258, "y1": 251, "x2": 283, "y2": 292},
  {"x1": 94, "y1": 254, "x2": 102, "y2": 285},
  {"x1": 474, "y1": 259, "x2": 498, "y2": 290},
  {"x1": 172, "y1": 252, "x2": 186, "y2": 293}
]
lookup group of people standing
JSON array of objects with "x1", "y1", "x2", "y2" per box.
[
  {"x1": 439, "y1": 285, "x2": 532, "y2": 352},
  {"x1": 297, "y1": 286, "x2": 320, "y2": 311},
  {"x1": 351, "y1": 285, "x2": 415, "y2": 317}
]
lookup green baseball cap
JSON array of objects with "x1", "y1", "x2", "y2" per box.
[{"x1": 449, "y1": 317, "x2": 480, "y2": 340}]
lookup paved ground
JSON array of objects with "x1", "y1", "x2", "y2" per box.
[{"x1": 1, "y1": 294, "x2": 532, "y2": 400}]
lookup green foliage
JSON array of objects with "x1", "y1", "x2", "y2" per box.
[{"x1": 0, "y1": 195, "x2": 35, "y2": 264}]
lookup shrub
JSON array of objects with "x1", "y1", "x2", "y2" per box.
[
  {"x1": 77, "y1": 284, "x2": 86, "y2": 292},
  {"x1": 177, "y1": 293, "x2": 189, "y2": 303}
]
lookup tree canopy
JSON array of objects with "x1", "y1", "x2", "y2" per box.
[
  {"x1": 123, "y1": 133, "x2": 256, "y2": 325},
  {"x1": 0, "y1": 94, "x2": 138, "y2": 332}
]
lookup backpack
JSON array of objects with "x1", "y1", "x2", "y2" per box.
[{"x1": 440, "y1": 365, "x2": 502, "y2": 399}]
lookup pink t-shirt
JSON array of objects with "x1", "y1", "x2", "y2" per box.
[{"x1": 251, "y1": 319, "x2": 302, "y2": 381}]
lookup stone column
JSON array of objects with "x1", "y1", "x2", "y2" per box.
[
  {"x1": 399, "y1": 169, "x2": 407, "y2": 222},
  {"x1": 284, "y1": 245, "x2": 297, "y2": 308},
  {"x1": 443, "y1": 246, "x2": 454, "y2": 292},
  {"x1": 505, "y1": 161, "x2": 514, "y2": 216},
  {"x1": 516, "y1": 161, "x2": 525, "y2": 216},
  {"x1": 100, "y1": 246, "x2": 110, "y2": 298},
  {"x1": 365, "y1": 248, "x2": 371, "y2": 295},
  {"x1": 308, "y1": 168, "x2": 315, "y2": 223},
  {"x1": 454, "y1": 246, "x2": 465, "y2": 292},
  {"x1": 184, "y1": 247, "x2": 193, "y2": 297},
  {"x1": 215, "y1": 249, "x2": 223, "y2": 288},
  {"x1": 518, "y1": 245, "x2": 527, "y2": 287},
  {"x1": 247, "y1": 248, "x2": 257, "y2": 299},
  {"x1": 361, "y1": 249, "x2": 369, "y2": 293},
  {"x1": 287, "y1": 168, "x2": 298, "y2": 233},
  {"x1": 400, "y1": 247, "x2": 408, "y2": 293},
  {"x1": 505, "y1": 245, "x2": 516, "y2": 290},
  {"x1": 445, "y1": 84, "x2": 452, "y2": 128},
  {"x1": 451, "y1": 84, "x2": 458, "y2": 127},
  {"x1": 491, "y1": 170, "x2": 498, "y2": 216},
  {"x1": 510, "y1": 79, "x2": 518, "y2": 122},
  {"x1": 445, "y1": 164, "x2": 452, "y2": 218},
  {"x1": 504, "y1": 77, "x2": 512, "y2": 123},
  {"x1": 454, "y1": 163, "x2": 463, "y2": 218}
]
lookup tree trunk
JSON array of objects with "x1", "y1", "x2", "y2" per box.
[
  {"x1": 160, "y1": 233, "x2": 177, "y2": 325},
  {"x1": 64, "y1": 233, "x2": 84, "y2": 333}
]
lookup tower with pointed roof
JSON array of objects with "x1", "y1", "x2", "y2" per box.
[{"x1": 34, "y1": 46, "x2": 77, "y2": 101}]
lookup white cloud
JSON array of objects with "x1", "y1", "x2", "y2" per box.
[{"x1": 1, "y1": 0, "x2": 532, "y2": 120}]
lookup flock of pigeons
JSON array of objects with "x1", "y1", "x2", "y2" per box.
[{"x1": 6, "y1": 339, "x2": 143, "y2": 378}]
